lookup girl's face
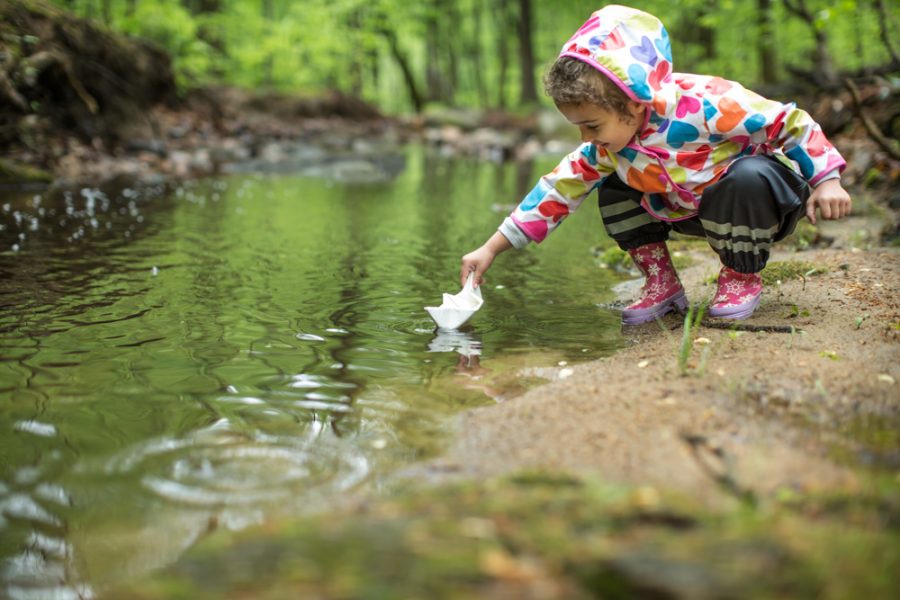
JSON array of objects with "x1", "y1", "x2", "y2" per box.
[{"x1": 558, "y1": 101, "x2": 646, "y2": 153}]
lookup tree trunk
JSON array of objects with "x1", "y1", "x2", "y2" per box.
[
  {"x1": 757, "y1": 0, "x2": 777, "y2": 83},
  {"x1": 446, "y1": 1, "x2": 459, "y2": 103},
  {"x1": 782, "y1": 0, "x2": 838, "y2": 87},
  {"x1": 696, "y1": 1, "x2": 716, "y2": 62},
  {"x1": 181, "y1": 0, "x2": 221, "y2": 14},
  {"x1": 472, "y1": 0, "x2": 487, "y2": 107},
  {"x1": 347, "y1": 11, "x2": 364, "y2": 97},
  {"x1": 379, "y1": 26, "x2": 424, "y2": 113},
  {"x1": 873, "y1": 0, "x2": 900, "y2": 67},
  {"x1": 425, "y1": 2, "x2": 443, "y2": 102},
  {"x1": 198, "y1": 0, "x2": 221, "y2": 13},
  {"x1": 516, "y1": 0, "x2": 538, "y2": 105},
  {"x1": 262, "y1": 0, "x2": 274, "y2": 87},
  {"x1": 496, "y1": 0, "x2": 510, "y2": 109}
]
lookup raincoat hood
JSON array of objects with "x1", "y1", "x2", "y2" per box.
[{"x1": 560, "y1": 4, "x2": 675, "y2": 116}]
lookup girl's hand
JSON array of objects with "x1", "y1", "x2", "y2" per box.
[
  {"x1": 460, "y1": 231, "x2": 513, "y2": 288},
  {"x1": 460, "y1": 246, "x2": 497, "y2": 289},
  {"x1": 806, "y1": 179, "x2": 851, "y2": 225}
]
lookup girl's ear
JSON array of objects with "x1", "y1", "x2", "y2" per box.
[{"x1": 628, "y1": 101, "x2": 646, "y2": 122}]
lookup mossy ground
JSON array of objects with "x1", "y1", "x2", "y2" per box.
[{"x1": 108, "y1": 469, "x2": 898, "y2": 600}]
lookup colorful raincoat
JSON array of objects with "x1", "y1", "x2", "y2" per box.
[{"x1": 501, "y1": 4, "x2": 845, "y2": 248}]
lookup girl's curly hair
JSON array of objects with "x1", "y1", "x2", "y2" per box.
[{"x1": 544, "y1": 56, "x2": 634, "y2": 120}]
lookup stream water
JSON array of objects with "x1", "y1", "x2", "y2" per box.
[{"x1": 0, "y1": 146, "x2": 627, "y2": 597}]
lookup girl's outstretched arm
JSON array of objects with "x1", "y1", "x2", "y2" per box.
[{"x1": 460, "y1": 231, "x2": 512, "y2": 289}]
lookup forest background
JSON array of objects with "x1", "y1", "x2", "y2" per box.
[{"x1": 48, "y1": 0, "x2": 899, "y2": 114}]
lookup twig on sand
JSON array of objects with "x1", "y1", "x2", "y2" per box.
[
  {"x1": 668, "y1": 314, "x2": 800, "y2": 334},
  {"x1": 698, "y1": 321, "x2": 800, "y2": 333},
  {"x1": 681, "y1": 433, "x2": 757, "y2": 505}
]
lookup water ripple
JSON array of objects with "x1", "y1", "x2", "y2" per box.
[{"x1": 100, "y1": 418, "x2": 369, "y2": 509}]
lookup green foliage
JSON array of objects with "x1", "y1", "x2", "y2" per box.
[
  {"x1": 761, "y1": 260, "x2": 827, "y2": 286},
  {"x1": 47, "y1": 0, "x2": 898, "y2": 112},
  {"x1": 118, "y1": 1, "x2": 216, "y2": 87},
  {"x1": 677, "y1": 302, "x2": 707, "y2": 376},
  {"x1": 596, "y1": 245, "x2": 631, "y2": 271}
]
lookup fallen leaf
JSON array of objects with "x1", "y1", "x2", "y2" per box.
[
  {"x1": 480, "y1": 549, "x2": 541, "y2": 581},
  {"x1": 631, "y1": 485, "x2": 661, "y2": 509},
  {"x1": 461, "y1": 517, "x2": 496, "y2": 539}
]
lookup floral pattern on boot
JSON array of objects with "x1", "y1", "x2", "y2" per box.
[
  {"x1": 622, "y1": 242, "x2": 688, "y2": 325},
  {"x1": 708, "y1": 266, "x2": 762, "y2": 320}
]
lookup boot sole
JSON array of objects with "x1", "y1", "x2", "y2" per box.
[
  {"x1": 622, "y1": 289, "x2": 689, "y2": 325},
  {"x1": 708, "y1": 294, "x2": 761, "y2": 320}
]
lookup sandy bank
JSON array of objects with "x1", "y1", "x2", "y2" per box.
[{"x1": 419, "y1": 219, "x2": 898, "y2": 506}]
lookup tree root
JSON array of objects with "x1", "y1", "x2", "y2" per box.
[
  {"x1": 25, "y1": 50, "x2": 98, "y2": 115},
  {"x1": 0, "y1": 67, "x2": 29, "y2": 112},
  {"x1": 844, "y1": 77, "x2": 900, "y2": 162}
]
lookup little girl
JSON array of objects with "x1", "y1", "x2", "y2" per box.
[{"x1": 461, "y1": 4, "x2": 851, "y2": 323}]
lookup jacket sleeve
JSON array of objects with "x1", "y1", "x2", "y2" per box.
[
  {"x1": 500, "y1": 143, "x2": 613, "y2": 248},
  {"x1": 703, "y1": 78, "x2": 846, "y2": 186}
]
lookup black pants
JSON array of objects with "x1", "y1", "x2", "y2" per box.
[{"x1": 597, "y1": 156, "x2": 810, "y2": 273}]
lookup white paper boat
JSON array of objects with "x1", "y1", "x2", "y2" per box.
[{"x1": 425, "y1": 273, "x2": 483, "y2": 330}]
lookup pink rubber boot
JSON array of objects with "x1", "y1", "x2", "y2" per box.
[
  {"x1": 622, "y1": 242, "x2": 688, "y2": 325},
  {"x1": 708, "y1": 266, "x2": 762, "y2": 320}
]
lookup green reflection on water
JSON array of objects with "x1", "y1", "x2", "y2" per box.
[{"x1": 0, "y1": 147, "x2": 625, "y2": 592}]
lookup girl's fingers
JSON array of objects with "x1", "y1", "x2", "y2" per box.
[
  {"x1": 469, "y1": 268, "x2": 482, "y2": 288},
  {"x1": 461, "y1": 263, "x2": 477, "y2": 287},
  {"x1": 460, "y1": 264, "x2": 471, "y2": 287}
]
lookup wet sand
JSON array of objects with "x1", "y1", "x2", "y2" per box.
[{"x1": 423, "y1": 217, "x2": 898, "y2": 505}]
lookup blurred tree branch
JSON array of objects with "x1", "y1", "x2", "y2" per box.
[
  {"x1": 782, "y1": 0, "x2": 838, "y2": 88},
  {"x1": 872, "y1": 0, "x2": 900, "y2": 68},
  {"x1": 844, "y1": 78, "x2": 900, "y2": 162}
]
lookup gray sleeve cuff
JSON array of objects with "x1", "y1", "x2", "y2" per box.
[
  {"x1": 813, "y1": 170, "x2": 841, "y2": 186},
  {"x1": 499, "y1": 217, "x2": 531, "y2": 249}
]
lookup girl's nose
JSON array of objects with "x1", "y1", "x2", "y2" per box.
[{"x1": 579, "y1": 129, "x2": 593, "y2": 144}]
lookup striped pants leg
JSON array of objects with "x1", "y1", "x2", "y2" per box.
[{"x1": 597, "y1": 157, "x2": 810, "y2": 273}]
